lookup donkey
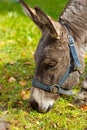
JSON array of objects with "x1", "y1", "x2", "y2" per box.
[{"x1": 19, "y1": 0, "x2": 87, "y2": 113}]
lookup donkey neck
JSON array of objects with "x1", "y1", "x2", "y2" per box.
[{"x1": 60, "y1": 0, "x2": 87, "y2": 46}]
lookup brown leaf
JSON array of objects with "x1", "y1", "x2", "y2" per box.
[
  {"x1": 19, "y1": 80, "x2": 27, "y2": 86},
  {"x1": 8, "y1": 77, "x2": 16, "y2": 82},
  {"x1": 24, "y1": 61, "x2": 32, "y2": 65},
  {"x1": 80, "y1": 105, "x2": 87, "y2": 111},
  {"x1": 0, "y1": 85, "x2": 3, "y2": 90}
]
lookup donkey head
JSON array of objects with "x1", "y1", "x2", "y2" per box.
[{"x1": 20, "y1": 0, "x2": 70, "y2": 113}]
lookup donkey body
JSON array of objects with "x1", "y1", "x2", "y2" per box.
[{"x1": 19, "y1": 0, "x2": 87, "y2": 113}]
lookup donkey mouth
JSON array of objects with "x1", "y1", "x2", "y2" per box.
[
  {"x1": 29, "y1": 87, "x2": 59, "y2": 113},
  {"x1": 30, "y1": 100, "x2": 53, "y2": 113}
]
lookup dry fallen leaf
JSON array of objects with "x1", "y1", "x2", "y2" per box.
[
  {"x1": 8, "y1": 77, "x2": 16, "y2": 82},
  {"x1": 9, "y1": 61, "x2": 15, "y2": 65},
  {"x1": 24, "y1": 61, "x2": 32, "y2": 65},
  {"x1": 20, "y1": 89, "x2": 30, "y2": 100},
  {"x1": 80, "y1": 105, "x2": 87, "y2": 111},
  {"x1": 67, "y1": 103, "x2": 75, "y2": 108},
  {"x1": 0, "y1": 85, "x2": 3, "y2": 90},
  {"x1": 19, "y1": 80, "x2": 27, "y2": 86}
]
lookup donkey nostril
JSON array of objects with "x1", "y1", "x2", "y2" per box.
[{"x1": 30, "y1": 100, "x2": 39, "y2": 111}]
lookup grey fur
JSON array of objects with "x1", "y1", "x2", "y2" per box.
[{"x1": 19, "y1": 0, "x2": 87, "y2": 113}]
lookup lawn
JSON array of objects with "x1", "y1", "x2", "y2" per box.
[{"x1": 0, "y1": 0, "x2": 87, "y2": 130}]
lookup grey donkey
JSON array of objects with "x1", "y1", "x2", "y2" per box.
[{"x1": 19, "y1": 0, "x2": 87, "y2": 113}]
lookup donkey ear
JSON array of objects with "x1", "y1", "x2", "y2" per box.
[
  {"x1": 35, "y1": 7, "x2": 58, "y2": 37},
  {"x1": 19, "y1": 0, "x2": 57, "y2": 37},
  {"x1": 19, "y1": 0, "x2": 40, "y2": 26}
]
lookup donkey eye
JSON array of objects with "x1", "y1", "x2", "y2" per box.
[
  {"x1": 49, "y1": 61, "x2": 57, "y2": 67},
  {"x1": 44, "y1": 61, "x2": 57, "y2": 70}
]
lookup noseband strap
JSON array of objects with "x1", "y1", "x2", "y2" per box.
[
  {"x1": 32, "y1": 65, "x2": 74, "y2": 95},
  {"x1": 32, "y1": 79, "x2": 74, "y2": 95},
  {"x1": 32, "y1": 22, "x2": 82, "y2": 95}
]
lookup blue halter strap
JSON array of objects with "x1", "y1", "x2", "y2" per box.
[
  {"x1": 32, "y1": 23, "x2": 82, "y2": 95},
  {"x1": 32, "y1": 65, "x2": 74, "y2": 95}
]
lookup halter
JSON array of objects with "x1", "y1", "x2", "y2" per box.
[{"x1": 32, "y1": 21, "x2": 82, "y2": 95}]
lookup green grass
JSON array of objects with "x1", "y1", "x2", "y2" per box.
[{"x1": 0, "y1": 0, "x2": 87, "y2": 130}]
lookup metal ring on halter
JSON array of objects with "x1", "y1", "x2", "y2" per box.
[{"x1": 50, "y1": 84, "x2": 60, "y2": 94}]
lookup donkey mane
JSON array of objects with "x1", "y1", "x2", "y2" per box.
[{"x1": 60, "y1": 0, "x2": 87, "y2": 44}]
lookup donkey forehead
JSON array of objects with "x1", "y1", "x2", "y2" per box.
[
  {"x1": 34, "y1": 33, "x2": 68, "y2": 66},
  {"x1": 34, "y1": 32, "x2": 63, "y2": 59}
]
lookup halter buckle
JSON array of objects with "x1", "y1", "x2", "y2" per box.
[{"x1": 50, "y1": 84, "x2": 59, "y2": 94}]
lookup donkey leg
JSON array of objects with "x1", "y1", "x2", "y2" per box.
[{"x1": 76, "y1": 76, "x2": 87, "y2": 106}]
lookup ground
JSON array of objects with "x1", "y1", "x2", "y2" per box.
[{"x1": 0, "y1": 0, "x2": 87, "y2": 130}]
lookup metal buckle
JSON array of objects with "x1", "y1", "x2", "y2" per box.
[
  {"x1": 50, "y1": 84, "x2": 59, "y2": 94},
  {"x1": 68, "y1": 35, "x2": 75, "y2": 46}
]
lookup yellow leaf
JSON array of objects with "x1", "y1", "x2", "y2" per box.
[
  {"x1": 84, "y1": 53, "x2": 87, "y2": 58},
  {"x1": 19, "y1": 80, "x2": 27, "y2": 86},
  {"x1": 20, "y1": 89, "x2": 30, "y2": 100},
  {"x1": 25, "y1": 61, "x2": 32, "y2": 65},
  {"x1": 67, "y1": 103, "x2": 75, "y2": 108},
  {"x1": 21, "y1": 52, "x2": 26, "y2": 57}
]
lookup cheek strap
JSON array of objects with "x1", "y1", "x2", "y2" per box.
[{"x1": 32, "y1": 65, "x2": 75, "y2": 95}]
